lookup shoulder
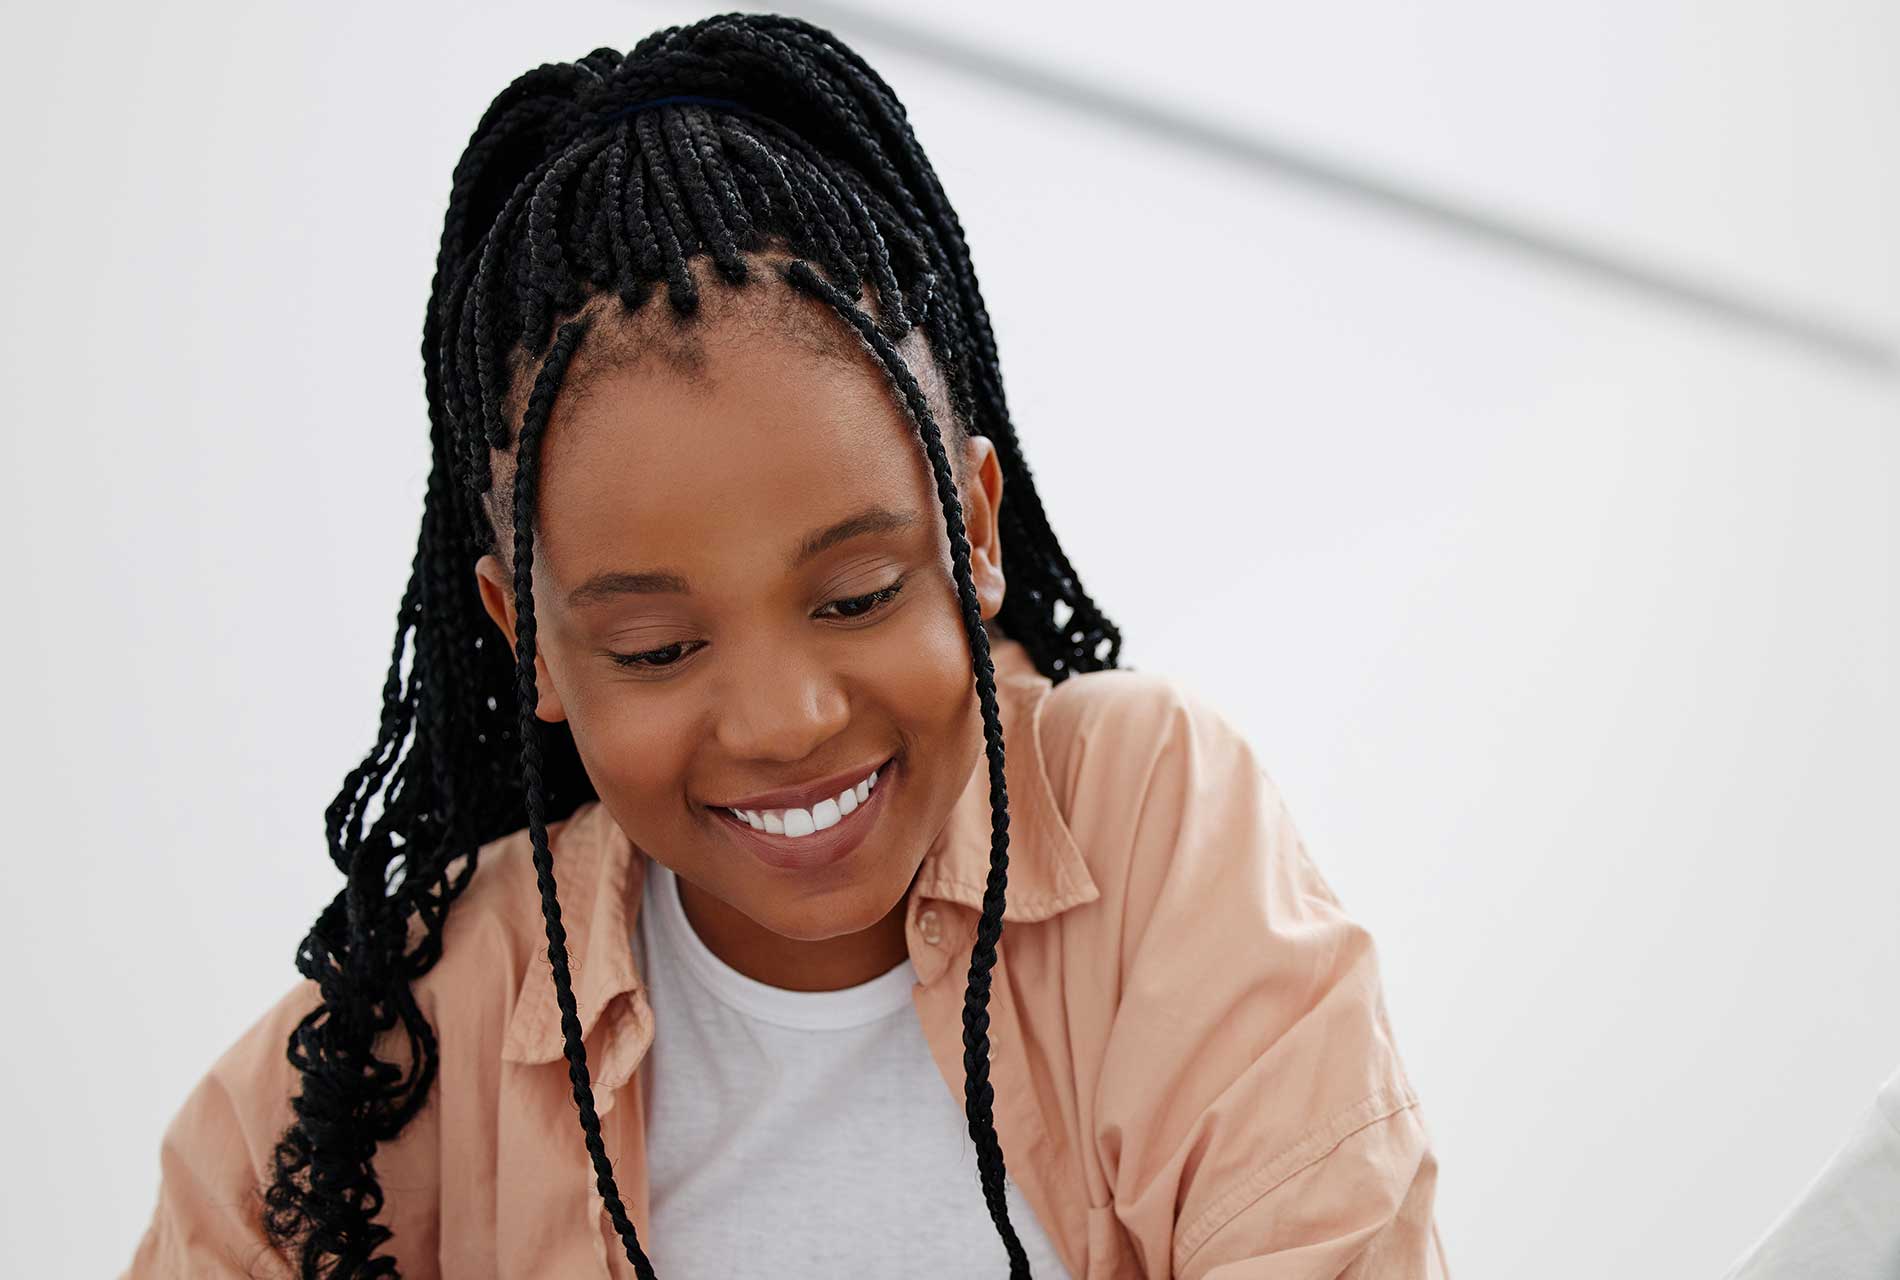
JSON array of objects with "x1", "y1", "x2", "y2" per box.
[
  {"x1": 1034, "y1": 677, "x2": 1432, "y2": 1270},
  {"x1": 208, "y1": 806, "x2": 599, "y2": 1094},
  {"x1": 1036, "y1": 661, "x2": 1197, "y2": 740},
  {"x1": 1034, "y1": 663, "x2": 1277, "y2": 848},
  {"x1": 407, "y1": 805, "x2": 602, "y2": 1029},
  {"x1": 138, "y1": 808, "x2": 603, "y2": 1268},
  {"x1": 1031, "y1": 664, "x2": 1344, "y2": 952},
  {"x1": 1037, "y1": 661, "x2": 1261, "y2": 776}
]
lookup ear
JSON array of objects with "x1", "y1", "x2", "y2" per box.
[
  {"x1": 473, "y1": 554, "x2": 570, "y2": 723},
  {"x1": 958, "y1": 435, "x2": 1006, "y2": 623}
]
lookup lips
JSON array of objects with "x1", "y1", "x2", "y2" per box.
[
  {"x1": 711, "y1": 755, "x2": 899, "y2": 873},
  {"x1": 710, "y1": 754, "x2": 896, "y2": 815}
]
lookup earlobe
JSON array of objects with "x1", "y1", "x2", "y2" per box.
[
  {"x1": 473, "y1": 555, "x2": 569, "y2": 723},
  {"x1": 473, "y1": 554, "x2": 518, "y2": 646},
  {"x1": 530, "y1": 658, "x2": 568, "y2": 724},
  {"x1": 964, "y1": 436, "x2": 1007, "y2": 622}
]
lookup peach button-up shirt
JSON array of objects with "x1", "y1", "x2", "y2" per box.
[{"x1": 125, "y1": 634, "x2": 1448, "y2": 1277}]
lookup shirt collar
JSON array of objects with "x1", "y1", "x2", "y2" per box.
[
  {"x1": 907, "y1": 631, "x2": 1099, "y2": 924},
  {"x1": 501, "y1": 631, "x2": 1098, "y2": 1066}
]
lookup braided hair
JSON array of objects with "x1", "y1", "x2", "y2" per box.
[{"x1": 260, "y1": 13, "x2": 1122, "y2": 1277}]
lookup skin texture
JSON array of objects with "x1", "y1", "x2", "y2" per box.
[{"x1": 475, "y1": 274, "x2": 1006, "y2": 992}]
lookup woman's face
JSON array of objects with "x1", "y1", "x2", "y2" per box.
[{"x1": 474, "y1": 281, "x2": 1005, "y2": 986}]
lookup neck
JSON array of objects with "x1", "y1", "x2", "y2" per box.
[{"x1": 672, "y1": 872, "x2": 914, "y2": 991}]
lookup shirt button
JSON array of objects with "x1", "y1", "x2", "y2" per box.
[{"x1": 918, "y1": 908, "x2": 943, "y2": 946}]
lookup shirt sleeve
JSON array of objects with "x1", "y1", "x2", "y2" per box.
[
  {"x1": 121, "y1": 980, "x2": 319, "y2": 1279},
  {"x1": 1061, "y1": 674, "x2": 1449, "y2": 1278}
]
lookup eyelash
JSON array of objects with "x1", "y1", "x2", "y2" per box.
[{"x1": 607, "y1": 576, "x2": 910, "y2": 671}]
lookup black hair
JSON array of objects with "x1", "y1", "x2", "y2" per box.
[{"x1": 261, "y1": 13, "x2": 1121, "y2": 1277}]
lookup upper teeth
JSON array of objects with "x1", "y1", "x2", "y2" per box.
[{"x1": 728, "y1": 767, "x2": 880, "y2": 838}]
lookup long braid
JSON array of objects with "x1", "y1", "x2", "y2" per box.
[
  {"x1": 264, "y1": 15, "x2": 1121, "y2": 1276},
  {"x1": 787, "y1": 257, "x2": 1031, "y2": 1274},
  {"x1": 503, "y1": 314, "x2": 660, "y2": 1277}
]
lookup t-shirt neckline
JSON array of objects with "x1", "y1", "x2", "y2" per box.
[{"x1": 642, "y1": 858, "x2": 918, "y2": 1030}]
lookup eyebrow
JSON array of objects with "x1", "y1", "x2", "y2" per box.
[{"x1": 564, "y1": 505, "x2": 921, "y2": 608}]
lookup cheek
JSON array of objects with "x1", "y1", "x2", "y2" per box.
[
  {"x1": 876, "y1": 593, "x2": 992, "y2": 808},
  {"x1": 884, "y1": 583, "x2": 985, "y2": 731},
  {"x1": 558, "y1": 679, "x2": 699, "y2": 821}
]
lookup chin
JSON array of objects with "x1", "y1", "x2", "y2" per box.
[{"x1": 760, "y1": 870, "x2": 911, "y2": 942}]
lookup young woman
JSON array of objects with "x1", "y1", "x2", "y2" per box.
[{"x1": 124, "y1": 14, "x2": 1447, "y2": 1278}]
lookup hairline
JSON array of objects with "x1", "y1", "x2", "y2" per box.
[{"x1": 480, "y1": 264, "x2": 974, "y2": 573}]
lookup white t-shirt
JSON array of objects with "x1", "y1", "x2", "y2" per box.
[
  {"x1": 1724, "y1": 1065, "x2": 1900, "y2": 1279},
  {"x1": 632, "y1": 858, "x2": 1073, "y2": 1278}
]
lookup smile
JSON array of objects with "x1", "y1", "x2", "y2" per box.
[
  {"x1": 711, "y1": 755, "x2": 899, "y2": 873},
  {"x1": 722, "y1": 761, "x2": 883, "y2": 837}
]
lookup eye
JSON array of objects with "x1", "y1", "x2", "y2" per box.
[
  {"x1": 608, "y1": 638, "x2": 699, "y2": 668},
  {"x1": 816, "y1": 576, "x2": 907, "y2": 621},
  {"x1": 605, "y1": 577, "x2": 908, "y2": 674}
]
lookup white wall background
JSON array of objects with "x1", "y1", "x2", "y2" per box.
[{"x1": 2, "y1": 2, "x2": 1894, "y2": 1276}]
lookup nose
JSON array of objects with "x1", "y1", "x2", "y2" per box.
[{"x1": 713, "y1": 644, "x2": 851, "y2": 763}]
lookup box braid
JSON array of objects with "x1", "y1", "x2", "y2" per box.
[{"x1": 260, "y1": 14, "x2": 1121, "y2": 1278}]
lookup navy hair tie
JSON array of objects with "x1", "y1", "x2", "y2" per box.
[{"x1": 589, "y1": 94, "x2": 750, "y2": 131}]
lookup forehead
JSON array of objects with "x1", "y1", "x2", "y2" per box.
[{"x1": 528, "y1": 284, "x2": 944, "y2": 590}]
